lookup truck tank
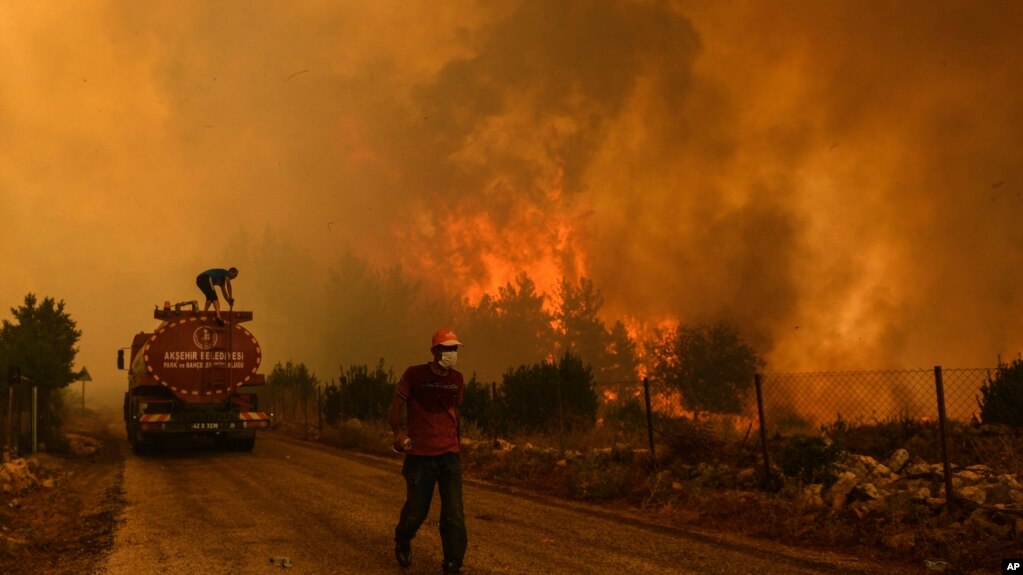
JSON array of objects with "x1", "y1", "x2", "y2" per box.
[{"x1": 120, "y1": 303, "x2": 270, "y2": 454}]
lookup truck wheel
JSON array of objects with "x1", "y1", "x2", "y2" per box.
[
  {"x1": 234, "y1": 437, "x2": 256, "y2": 452},
  {"x1": 132, "y1": 438, "x2": 162, "y2": 455},
  {"x1": 131, "y1": 439, "x2": 149, "y2": 456}
]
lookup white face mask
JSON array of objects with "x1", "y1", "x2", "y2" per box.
[{"x1": 438, "y1": 350, "x2": 458, "y2": 369}]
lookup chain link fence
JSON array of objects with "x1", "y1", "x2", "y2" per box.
[
  {"x1": 267, "y1": 367, "x2": 993, "y2": 428},
  {"x1": 269, "y1": 365, "x2": 997, "y2": 492},
  {"x1": 754, "y1": 367, "x2": 989, "y2": 435}
]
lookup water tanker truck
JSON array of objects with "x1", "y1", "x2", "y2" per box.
[{"x1": 118, "y1": 302, "x2": 270, "y2": 454}]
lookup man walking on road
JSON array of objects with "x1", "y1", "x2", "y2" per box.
[{"x1": 390, "y1": 328, "x2": 467, "y2": 574}]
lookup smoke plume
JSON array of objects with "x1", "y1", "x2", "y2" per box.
[{"x1": 1, "y1": 1, "x2": 1021, "y2": 402}]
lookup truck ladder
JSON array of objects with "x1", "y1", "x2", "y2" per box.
[{"x1": 203, "y1": 319, "x2": 234, "y2": 395}]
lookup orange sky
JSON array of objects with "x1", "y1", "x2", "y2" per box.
[{"x1": 2, "y1": 1, "x2": 1022, "y2": 405}]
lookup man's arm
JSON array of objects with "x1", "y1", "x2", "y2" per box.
[
  {"x1": 223, "y1": 279, "x2": 234, "y2": 304},
  {"x1": 389, "y1": 394, "x2": 409, "y2": 449}
]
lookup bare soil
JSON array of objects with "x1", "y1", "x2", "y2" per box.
[
  {"x1": 0, "y1": 411, "x2": 125, "y2": 575},
  {"x1": 1, "y1": 411, "x2": 1014, "y2": 574}
]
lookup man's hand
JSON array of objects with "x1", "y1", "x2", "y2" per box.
[
  {"x1": 227, "y1": 297, "x2": 235, "y2": 306},
  {"x1": 392, "y1": 433, "x2": 413, "y2": 453}
]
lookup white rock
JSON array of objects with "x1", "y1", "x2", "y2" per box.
[
  {"x1": 801, "y1": 484, "x2": 824, "y2": 507},
  {"x1": 827, "y1": 471, "x2": 859, "y2": 510},
  {"x1": 904, "y1": 462, "x2": 934, "y2": 477},
  {"x1": 856, "y1": 483, "x2": 883, "y2": 500},
  {"x1": 737, "y1": 468, "x2": 757, "y2": 483},
  {"x1": 886, "y1": 448, "x2": 910, "y2": 473},
  {"x1": 997, "y1": 474, "x2": 1021, "y2": 489},
  {"x1": 958, "y1": 485, "x2": 986, "y2": 505},
  {"x1": 953, "y1": 470, "x2": 983, "y2": 483}
]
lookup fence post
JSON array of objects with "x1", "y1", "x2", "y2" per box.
[
  {"x1": 5, "y1": 384, "x2": 11, "y2": 456},
  {"x1": 317, "y1": 384, "x2": 323, "y2": 434},
  {"x1": 490, "y1": 381, "x2": 498, "y2": 448},
  {"x1": 31, "y1": 385, "x2": 37, "y2": 454},
  {"x1": 6, "y1": 384, "x2": 13, "y2": 457},
  {"x1": 933, "y1": 366, "x2": 955, "y2": 504},
  {"x1": 556, "y1": 375, "x2": 566, "y2": 457},
  {"x1": 643, "y1": 377, "x2": 656, "y2": 467},
  {"x1": 6, "y1": 367, "x2": 17, "y2": 457},
  {"x1": 754, "y1": 374, "x2": 772, "y2": 487}
]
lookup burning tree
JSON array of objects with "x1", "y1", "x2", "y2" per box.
[
  {"x1": 556, "y1": 277, "x2": 608, "y2": 365},
  {"x1": 646, "y1": 321, "x2": 763, "y2": 419},
  {"x1": 601, "y1": 320, "x2": 640, "y2": 383},
  {"x1": 555, "y1": 277, "x2": 640, "y2": 383},
  {"x1": 461, "y1": 273, "x2": 556, "y2": 380}
]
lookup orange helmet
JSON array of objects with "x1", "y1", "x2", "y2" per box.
[{"x1": 431, "y1": 328, "x2": 463, "y2": 348}]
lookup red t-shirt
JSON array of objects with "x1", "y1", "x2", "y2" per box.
[{"x1": 396, "y1": 363, "x2": 463, "y2": 456}]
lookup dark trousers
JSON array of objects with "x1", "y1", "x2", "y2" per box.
[{"x1": 394, "y1": 452, "x2": 467, "y2": 567}]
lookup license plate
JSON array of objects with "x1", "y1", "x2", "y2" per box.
[{"x1": 191, "y1": 422, "x2": 220, "y2": 430}]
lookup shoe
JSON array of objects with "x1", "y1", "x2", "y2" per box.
[
  {"x1": 442, "y1": 561, "x2": 461, "y2": 574},
  {"x1": 395, "y1": 540, "x2": 412, "y2": 568},
  {"x1": 215, "y1": 318, "x2": 226, "y2": 327}
]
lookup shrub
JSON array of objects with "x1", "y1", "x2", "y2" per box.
[
  {"x1": 460, "y1": 375, "x2": 493, "y2": 433},
  {"x1": 322, "y1": 381, "x2": 343, "y2": 424},
  {"x1": 321, "y1": 419, "x2": 390, "y2": 453},
  {"x1": 979, "y1": 359, "x2": 1023, "y2": 427},
  {"x1": 476, "y1": 446, "x2": 561, "y2": 489},
  {"x1": 337, "y1": 360, "x2": 395, "y2": 421},
  {"x1": 603, "y1": 395, "x2": 647, "y2": 433},
  {"x1": 780, "y1": 435, "x2": 843, "y2": 484},
  {"x1": 566, "y1": 455, "x2": 632, "y2": 501},
  {"x1": 820, "y1": 415, "x2": 931, "y2": 461},
  {"x1": 500, "y1": 352, "x2": 598, "y2": 433},
  {"x1": 662, "y1": 416, "x2": 724, "y2": 464}
]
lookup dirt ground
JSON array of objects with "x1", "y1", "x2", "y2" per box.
[
  {"x1": 0, "y1": 411, "x2": 125, "y2": 575},
  {"x1": 0, "y1": 410, "x2": 1005, "y2": 574}
]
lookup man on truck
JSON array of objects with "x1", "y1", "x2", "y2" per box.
[{"x1": 195, "y1": 267, "x2": 238, "y2": 326}]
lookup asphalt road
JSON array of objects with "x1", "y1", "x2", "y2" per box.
[{"x1": 97, "y1": 430, "x2": 913, "y2": 575}]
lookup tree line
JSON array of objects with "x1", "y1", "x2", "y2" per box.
[
  {"x1": 229, "y1": 233, "x2": 765, "y2": 417},
  {"x1": 8, "y1": 284, "x2": 1023, "y2": 445},
  {"x1": 266, "y1": 271, "x2": 768, "y2": 430},
  {"x1": 0, "y1": 280, "x2": 764, "y2": 449}
]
